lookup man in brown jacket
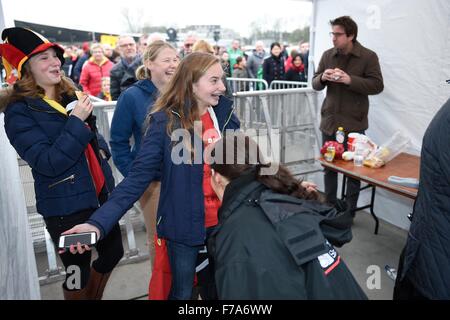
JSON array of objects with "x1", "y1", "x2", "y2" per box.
[{"x1": 313, "y1": 16, "x2": 384, "y2": 215}]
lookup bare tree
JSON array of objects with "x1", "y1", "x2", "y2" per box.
[{"x1": 121, "y1": 7, "x2": 145, "y2": 33}]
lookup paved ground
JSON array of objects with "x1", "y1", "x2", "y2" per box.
[{"x1": 37, "y1": 209, "x2": 407, "y2": 300}]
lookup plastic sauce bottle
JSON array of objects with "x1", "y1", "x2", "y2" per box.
[{"x1": 336, "y1": 127, "x2": 345, "y2": 144}]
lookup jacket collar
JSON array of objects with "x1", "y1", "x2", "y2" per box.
[
  {"x1": 218, "y1": 169, "x2": 265, "y2": 221},
  {"x1": 24, "y1": 97, "x2": 62, "y2": 113},
  {"x1": 169, "y1": 95, "x2": 234, "y2": 129},
  {"x1": 134, "y1": 79, "x2": 159, "y2": 96},
  {"x1": 332, "y1": 40, "x2": 362, "y2": 58}
]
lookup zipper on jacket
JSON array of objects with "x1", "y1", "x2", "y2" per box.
[
  {"x1": 221, "y1": 105, "x2": 236, "y2": 134},
  {"x1": 48, "y1": 174, "x2": 75, "y2": 189}
]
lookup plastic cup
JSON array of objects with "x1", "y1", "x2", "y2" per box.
[
  {"x1": 347, "y1": 133, "x2": 360, "y2": 152},
  {"x1": 353, "y1": 148, "x2": 364, "y2": 167}
]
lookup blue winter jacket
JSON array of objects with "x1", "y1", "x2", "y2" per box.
[
  {"x1": 110, "y1": 79, "x2": 158, "y2": 177},
  {"x1": 87, "y1": 96, "x2": 240, "y2": 245},
  {"x1": 4, "y1": 97, "x2": 115, "y2": 218}
]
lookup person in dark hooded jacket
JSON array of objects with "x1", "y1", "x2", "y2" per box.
[
  {"x1": 394, "y1": 98, "x2": 450, "y2": 300},
  {"x1": 208, "y1": 133, "x2": 367, "y2": 300}
]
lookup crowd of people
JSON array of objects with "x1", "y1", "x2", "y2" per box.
[
  {"x1": 1, "y1": 14, "x2": 446, "y2": 301},
  {"x1": 20, "y1": 32, "x2": 310, "y2": 101}
]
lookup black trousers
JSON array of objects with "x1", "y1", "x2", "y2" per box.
[
  {"x1": 393, "y1": 248, "x2": 427, "y2": 300},
  {"x1": 45, "y1": 209, "x2": 124, "y2": 290},
  {"x1": 322, "y1": 131, "x2": 365, "y2": 213}
]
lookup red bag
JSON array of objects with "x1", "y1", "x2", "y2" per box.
[
  {"x1": 320, "y1": 141, "x2": 345, "y2": 159},
  {"x1": 147, "y1": 236, "x2": 199, "y2": 300},
  {"x1": 148, "y1": 236, "x2": 172, "y2": 300}
]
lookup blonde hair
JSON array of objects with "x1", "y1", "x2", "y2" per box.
[
  {"x1": 192, "y1": 40, "x2": 214, "y2": 55},
  {"x1": 135, "y1": 40, "x2": 177, "y2": 80},
  {"x1": 90, "y1": 43, "x2": 104, "y2": 54}
]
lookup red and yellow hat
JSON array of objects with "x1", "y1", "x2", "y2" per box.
[{"x1": 0, "y1": 27, "x2": 65, "y2": 80}]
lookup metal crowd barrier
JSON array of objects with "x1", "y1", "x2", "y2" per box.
[
  {"x1": 19, "y1": 98, "x2": 148, "y2": 285},
  {"x1": 226, "y1": 77, "x2": 268, "y2": 94},
  {"x1": 269, "y1": 80, "x2": 309, "y2": 90},
  {"x1": 233, "y1": 87, "x2": 322, "y2": 176}
]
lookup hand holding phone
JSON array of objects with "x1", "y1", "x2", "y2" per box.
[
  {"x1": 59, "y1": 223, "x2": 100, "y2": 254},
  {"x1": 58, "y1": 232, "x2": 97, "y2": 249}
]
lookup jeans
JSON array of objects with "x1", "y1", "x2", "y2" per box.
[{"x1": 166, "y1": 239, "x2": 203, "y2": 300}]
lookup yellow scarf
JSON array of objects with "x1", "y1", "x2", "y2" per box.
[{"x1": 43, "y1": 96, "x2": 67, "y2": 115}]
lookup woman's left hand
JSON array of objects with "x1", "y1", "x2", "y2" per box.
[
  {"x1": 301, "y1": 181, "x2": 318, "y2": 193},
  {"x1": 59, "y1": 223, "x2": 100, "y2": 255}
]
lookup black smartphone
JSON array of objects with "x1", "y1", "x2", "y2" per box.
[{"x1": 58, "y1": 232, "x2": 97, "y2": 249}]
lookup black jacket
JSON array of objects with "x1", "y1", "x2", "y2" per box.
[
  {"x1": 262, "y1": 55, "x2": 285, "y2": 86},
  {"x1": 209, "y1": 172, "x2": 367, "y2": 300},
  {"x1": 110, "y1": 56, "x2": 142, "y2": 100},
  {"x1": 399, "y1": 98, "x2": 450, "y2": 299}
]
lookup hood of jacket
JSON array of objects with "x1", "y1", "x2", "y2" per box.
[
  {"x1": 218, "y1": 171, "x2": 353, "y2": 250},
  {"x1": 132, "y1": 79, "x2": 159, "y2": 96}
]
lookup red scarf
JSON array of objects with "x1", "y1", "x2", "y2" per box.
[
  {"x1": 290, "y1": 62, "x2": 305, "y2": 73},
  {"x1": 84, "y1": 135, "x2": 105, "y2": 196}
]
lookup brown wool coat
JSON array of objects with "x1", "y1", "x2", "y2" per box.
[{"x1": 312, "y1": 41, "x2": 384, "y2": 136}]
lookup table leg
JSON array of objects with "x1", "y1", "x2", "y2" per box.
[{"x1": 340, "y1": 174, "x2": 379, "y2": 234}]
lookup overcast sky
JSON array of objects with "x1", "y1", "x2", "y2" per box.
[{"x1": 1, "y1": 0, "x2": 312, "y2": 37}]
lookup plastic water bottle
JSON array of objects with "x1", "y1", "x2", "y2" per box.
[{"x1": 336, "y1": 127, "x2": 345, "y2": 144}]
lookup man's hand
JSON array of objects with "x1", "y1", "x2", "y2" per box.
[
  {"x1": 321, "y1": 69, "x2": 336, "y2": 82},
  {"x1": 332, "y1": 68, "x2": 352, "y2": 85}
]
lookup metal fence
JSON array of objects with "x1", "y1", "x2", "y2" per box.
[
  {"x1": 226, "y1": 77, "x2": 268, "y2": 94},
  {"x1": 22, "y1": 87, "x2": 321, "y2": 283},
  {"x1": 269, "y1": 80, "x2": 309, "y2": 90},
  {"x1": 233, "y1": 87, "x2": 322, "y2": 176}
]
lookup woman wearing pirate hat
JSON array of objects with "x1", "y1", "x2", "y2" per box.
[{"x1": 0, "y1": 27, "x2": 124, "y2": 300}]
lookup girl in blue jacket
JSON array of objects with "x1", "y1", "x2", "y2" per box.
[
  {"x1": 110, "y1": 41, "x2": 179, "y2": 259},
  {"x1": 64, "y1": 52, "x2": 240, "y2": 300},
  {"x1": 0, "y1": 27, "x2": 123, "y2": 300}
]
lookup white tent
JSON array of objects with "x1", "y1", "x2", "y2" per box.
[{"x1": 308, "y1": 0, "x2": 450, "y2": 229}]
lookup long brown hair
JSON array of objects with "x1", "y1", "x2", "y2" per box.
[
  {"x1": 0, "y1": 62, "x2": 77, "y2": 112},
  {"x1": 210, "y1": 132, "x2": 320, "y2": 201},
  {"x1": 151, "y1": 52, "x2": 221, "y2": 136}
]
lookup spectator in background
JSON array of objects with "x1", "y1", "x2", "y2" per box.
[
  {"x1": 281, "y1": 42, "x2": 290, "y2": 60},
  {"x1": 103, "y1": 43, "x2": 119, "y2": 63},
  {"x1": 263, "y1": 42, "x2": 285, "y2": 86},
  {"x1": 220, "y1": 51, "x2": 231, "y2": 78},
  {"x1": 80, "y1": 44, "x2": 114, "y2": 97},
  {"x1": 247, "y1": 40, "x2": 266, "y2": 79},
  {"x1": 110, "y1": 35, "x2": 142, "y2": 100},
  {"x1": 97, "y1": 77, "x2": 112, "y2": 101},
  {"x1": 213, "y1": 45, "x2": 220, "y2": 56},
  {"x1": 138, "y1": 34, "x2": 149, "y2": 55},
  {"x1": 179, "y1": 33, "x2": 197, "y2": 58},
  {"x1": 284, "y1": 49, "x2": 298, "y2": 72},
  {"x1": 62, "y1": 45, "x2": 78, "y2": 80},
  {"x1": 227, "y1": 39, "x2": 243, "y2": 76},
  {"x1": 192, "y1": 40, "x2": 215, "y2": 55},
  {"x1": 232, "y1": 56, "x2": 249, "y2": 91},
  {"x1": 299, "y1": 41, "x2": 310, "y2": 76},
  {"x1": 285, "y1": 53, "x2": 307, "y2": 82},
  {"x1": 72, "y1": 41, "x2": 91, "y2": 84},
  {"x1": 109, "y1": 41, "x2": 179, "y2": 266}
]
